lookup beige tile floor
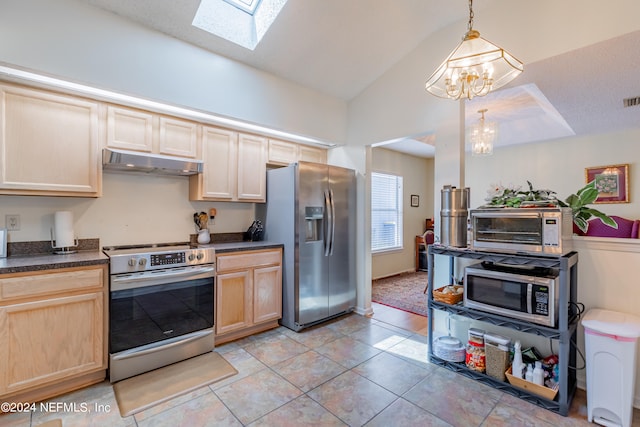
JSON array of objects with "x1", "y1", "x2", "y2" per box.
[{"x1": 2, "y1": 303, "x2": 638, "y2": 426}]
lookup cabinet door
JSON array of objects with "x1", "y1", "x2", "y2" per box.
[
  {"x1": 299, "y1": 145, "x2": 327, "y2": 164},
  {"x1": 106, "y1": 105, "x2": 154, "y2": 152},
  {"x1": 267, "y1": 139, "x2": 297, "y2": 166},
  {"x1": 237, "y1": 134, "x2": 266, "y2": 202},
  {"x1": 0, "y1": 292, "x2": 104, "y2": 395},
  {"x1": 253, "y1": 265, "x2": 282, "y2": 324},
  {"x1": 158, "y1": 116, "x2": 199, "y2": 158},
  {"x1": 215, "y1": 270, "x2": 252, "y2": 335},
  {"x1": 0, "y1": 85, "x2": 101, "y2": 196},
  {"x1": 190, "y1": 126, "x2": 237, "y2": 200}
]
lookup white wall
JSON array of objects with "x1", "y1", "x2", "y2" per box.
[
  {"x1": 465, "y1": 129, "x2": 640, "y2": 217},
  {"x1": 371, "y1": 148, "x2": 434, "y2": 279},
  {"x1": 0, "y1": 0, "x2": 346, "y2": 144},
  {"x1": 0, "y1": 173, "x2": 256, "y2": 247}
]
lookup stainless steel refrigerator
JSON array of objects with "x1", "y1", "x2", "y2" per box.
[{"x1": 264, "y1": 161, "x2": 357, "y2": 331}]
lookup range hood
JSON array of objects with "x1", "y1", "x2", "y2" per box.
[{"x1": 102, "y1": 148, "x2": 203, "y2": 176}]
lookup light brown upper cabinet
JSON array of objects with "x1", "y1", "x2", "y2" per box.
[
  {"x1": 267, "y1": 139, "x2": 327, "y2": 166},
  {"x1": 299, "y1": 144, "x2": 327, "y2": 164},
  {"x1": 190, "y1": 126, "x2": 267, "y2": 202},
  {"x1": 0, "y1": 84, "x2": 102, "y2": 197},
  {"x1": 106, "y1": 105, "x2": 199, "y2": 159}
]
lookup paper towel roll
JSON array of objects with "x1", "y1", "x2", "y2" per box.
[{"x1": 54, "y1": 211, "x2": 75, "y2": 248}]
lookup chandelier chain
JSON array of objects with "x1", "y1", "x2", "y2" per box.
[{"x1": 467, "y1": 0, "x2": 474, "y2": 31}]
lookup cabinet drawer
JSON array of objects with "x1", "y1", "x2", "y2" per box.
[
  {"x1": 0, "y1": 267, "x2": 105, "y2": 303},
  {"x1": 216, "y1": 249, "x2": 281, "y2": 273}
]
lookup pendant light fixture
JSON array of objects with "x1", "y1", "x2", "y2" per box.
[
  {"x1": 425, "y1": 0, "x2": 523, "y2": 100},
  {"x1": 469, "y1": 109, "x2": 497, "y2": 156}
]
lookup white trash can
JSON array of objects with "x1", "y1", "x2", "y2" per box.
[{"x1": 582, "y1": 308, "x2": 640, "y2": 427}]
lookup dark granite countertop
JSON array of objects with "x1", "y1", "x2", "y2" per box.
[
  {"x1": 205, "y1": 241, "x2": 284, "y2": 254},
  {"x1": 0, "y1": 251, "x2": 109, "y2": 274},
  {"x1": 0, "y1": 238, "x2": 108, "y2": 274},
  {"x1": 0, "y1": 238, "x2": 283, "y2": 274}
]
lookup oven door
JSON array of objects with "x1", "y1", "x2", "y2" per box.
[{"x1": 109, "y1": 265, "x2": 214, "y2": 354}]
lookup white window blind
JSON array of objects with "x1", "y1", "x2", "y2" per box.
[{"x1": 371, "y1": 172, "x2": 403, "y2": 252}]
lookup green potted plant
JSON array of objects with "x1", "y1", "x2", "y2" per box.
[
  {"x1": 557, "y1": 180, "x2": 618, "y2": 234},
  {"x1": 484, "y1": 180, "x2": 618, "y2": 234},
  {"x1": 484, "y1": 181, "x2": 560, "y2": 208}
]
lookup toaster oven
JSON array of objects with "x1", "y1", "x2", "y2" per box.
[{"x1": 470, "y1": 207, "x2": 573, "y2": 257}]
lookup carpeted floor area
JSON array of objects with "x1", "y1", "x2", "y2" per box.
[{"x1": 372, "y1": 271, "x2": 428, "y2": 317}]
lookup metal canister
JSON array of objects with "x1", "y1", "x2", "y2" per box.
[{"x1": 440, "y1": 185, "x2": 470, "y2": 247}]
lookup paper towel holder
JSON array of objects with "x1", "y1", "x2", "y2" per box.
[{"x1": 50, "y1": 229, "x2": 79, "y2": 254}]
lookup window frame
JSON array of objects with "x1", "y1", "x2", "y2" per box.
[{"x1": 371, "y1": 171, "x2": 404, "y2": 253}]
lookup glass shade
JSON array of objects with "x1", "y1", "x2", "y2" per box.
[
  {"x1": 426, "y1": 30, "x2": 523, "y2": 100},
  {"x1": 468, "y1": 115, "x2": 497, "y2": 156}
]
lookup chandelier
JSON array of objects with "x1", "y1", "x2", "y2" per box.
[
  {"x1": 425, "y1": 0, "x2": 523, "y2": 100},
  {"x1": 469, "y1": 109, "x2": 497, "y2": 156}
]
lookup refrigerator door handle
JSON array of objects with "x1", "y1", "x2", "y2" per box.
[
  {"x1": 324, "y1": 189, "x2": 331, "y2": 256},
  {"x1": 329, "y1": 189, "x2": 336, "y2": 255}
]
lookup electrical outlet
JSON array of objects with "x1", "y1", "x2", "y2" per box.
[{"x1": 6, "y1": 214, "x2": 20, "y2": 231}]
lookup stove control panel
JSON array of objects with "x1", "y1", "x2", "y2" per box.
[
  {"x1": 150, "y1": 252, "x2": 186, "y2": 266},
  {"x1": 106, "y1": 246, "x2": 216, "y2": 274}
]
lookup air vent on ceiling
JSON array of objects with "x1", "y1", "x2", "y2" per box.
[{"x1": 623, "y1": 97, "x2": 640, "y2": 108}]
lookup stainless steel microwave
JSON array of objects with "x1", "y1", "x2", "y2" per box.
[
  {"x1": 470, "y1": 207, "x2": 573, "y2": 257},
  {"x1": 464, "y1": 263, "x2": 559, "y2": 327}
]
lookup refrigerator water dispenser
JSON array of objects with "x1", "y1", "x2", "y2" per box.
[{"x1": 305, "y1": 206, "x2": 324, "y2": 242}]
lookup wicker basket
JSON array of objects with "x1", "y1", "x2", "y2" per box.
[{"x1": 433, "y1": 285, "x2": 464, "y2": 305}]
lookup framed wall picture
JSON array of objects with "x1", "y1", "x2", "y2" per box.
[
  {"x1": 0, "y1": 228, "x2": 6, "y2": 258},
  {"x1": 585, "y1": 164, "x2": 629, "y2": 204},
  {"x1": 411, "y1": 195, "x2": 419, "y2": 207}
]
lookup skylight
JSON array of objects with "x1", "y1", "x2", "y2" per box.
[
  {"x1": 224, "y1": 0, "x2": 262, "y2": 15},
  {"x1": 192, "y1": 0, "x2": 287, "y2": 50}
]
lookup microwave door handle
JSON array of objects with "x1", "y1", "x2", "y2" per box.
[{"x1": 527, "y1": 283, "x2": 533, "y2": 314}]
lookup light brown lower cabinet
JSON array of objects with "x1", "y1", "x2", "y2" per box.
[
  {"x1": 215, "y1": 248, "x2": 282, "y2": 344},
  {"x1": 0, "y1": 265, "x2": 108, "y2": 404}
]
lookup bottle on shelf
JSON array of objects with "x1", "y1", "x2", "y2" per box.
[
  {"x1": 525, "y1": 363, "x2": 534, "y2": 383},
  {"x1": 512, "y1": 340, "x2": 524, "y2": 379},
  {"x1": 533, "y1": 361, "x2": 545, "y2": 386}
]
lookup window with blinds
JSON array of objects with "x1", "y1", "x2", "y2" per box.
[{"x1": 371, "y1": 172, "x2": 403, "y2": 252}]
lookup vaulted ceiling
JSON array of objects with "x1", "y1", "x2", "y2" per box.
[
  {"x1": 79, "y1": 0, "x2": 640, "y2": 158},
  {"x1": 82, "y1": 0, "x2": 479, "y2": 101}
]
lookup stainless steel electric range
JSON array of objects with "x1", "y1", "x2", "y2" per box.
[{"x1": 103, "y1": 243, "x2": 215, "y2": 383}]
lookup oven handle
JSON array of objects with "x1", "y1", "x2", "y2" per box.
[
  {"x1": 110, "y1": 329, "x2": 214, "y2": 361},
  {"x1": 111, "y1": 266, "x2": 215, "y2": 291}
]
